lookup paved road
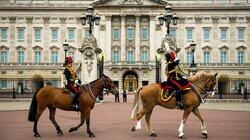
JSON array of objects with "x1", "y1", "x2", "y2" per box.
[{"x1": 0, "y1": 101, "x2": 250, "y2": 140}]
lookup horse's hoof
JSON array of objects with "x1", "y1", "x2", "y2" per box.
[
  {"x1": 202, "y1": 133, "x2": 208, "y2": 138},
  {"x1": 89, "y1": 133, "x2": 95, "y2": 137},
  {"x1": 34, "y1": 132, "x2": 40, "y2": 137},
  {"x1": 69, "y1": 127, "x2": 75, "y2": 133},
  {"x1": 150, "y1": 132, "x2": 157, "y2": 137},
  {"x1": 179, "y1": 135, "x2": 185, "y2": 139},
  {"x1": 57, "y1": 130, "x2": 63, "y2": 136},
  {"x1": 131, "y1": 126, "x2": 136, "y2": 131}
]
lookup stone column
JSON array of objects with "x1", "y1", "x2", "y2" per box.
[
  {"x1": 26, "y1": 17, "x2": 33, "y2": 63},
  {"x1": 212, "y1": 16, "x2": 219, "y2": 62},
  {"x1": 43, "y1": 17, "x2": 50, "y2": 62},
  {"x1": 60, "y1": 17, "x2": 67, "y2": 62},
  {"x1": 9, "y1": 16, "x2": 16, "y2": 63},
  {"x1": 229, "y1": 16, "x2": 237, "y2": 63},
  {"x1": 76, "y1": 17, "x2": 83, "y2": 63},
  {"x1": 247, "y1": 17, "x2": 250, "y2": 61},
  {"x1": 195, "y1": 16, "x2": 202, "y2": 63},
  {"x1": 121, "y1": 15, "x2": 126, "y2": 61},
  {"x1": 149, "y1": 15, "x2": 156, "y2": 61},
  {"x1": 135, "y1": 15, "x2": 140, "y2": 61},
  {"x1": 105, "y1": 15, "x2": 112, "y2": 61}
]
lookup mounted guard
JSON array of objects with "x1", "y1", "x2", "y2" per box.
[
  {"x1": 64, "y1": 56, "x2": 82, "y2": 110},
  {"x1": 158, "y1": 35, "x2": 190, "y2": 109}
]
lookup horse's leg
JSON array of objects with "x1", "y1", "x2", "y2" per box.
[
  {"x1": 131, "y1": 108, "x2": 147, "y2": 131},
  {"x1": 192, "y1": 108, "x2": 208, "y2": 138},
  {"x1": 69, "y1": 111, "x2": 85, "y2": 133},
  {"x1": 85, "y1": 109, "x2": 95, "y2": 137},
  {"x1": 145, "y1": 109, "x2": 157, "y2": 137},
  {"x1": 48, "y1": 106, "x2": 63, "y2": 136},
  {"x1": 178, "y1": 107, "x2": 192, "y2": 138},
  {"x1": 33, "y1": 103, "x2": 46, "y2": 137}
]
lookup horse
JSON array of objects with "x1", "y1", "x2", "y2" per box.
[
  {"x1": 130, "y1": 71, "x2": 218, "y2": 138},
  {"x1": 28, "y1": 74, "x2": 118, "y2": 137}
]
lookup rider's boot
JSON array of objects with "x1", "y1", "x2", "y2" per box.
[
  {"x1": 175, "y1": 90, "x2": 184, "y2": 110},
  {"x1": 71, "y1": 93, "x2": 79, "y2": 110}
]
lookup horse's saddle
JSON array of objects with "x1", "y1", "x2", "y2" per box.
[{"x1": 160, "y1": 81, "x2": 191, "y2": 100}]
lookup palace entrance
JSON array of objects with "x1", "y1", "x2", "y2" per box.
[{"x1": 123, "y1": 71, "x2": 138, "y2": 92}]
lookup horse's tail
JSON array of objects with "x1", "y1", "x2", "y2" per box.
[
  {"x1": 28, "y1": 90, "x2": 39, "y2": 122},
  {"x1": 130, "y1": 87, "x2": 143, "y2": 120}
]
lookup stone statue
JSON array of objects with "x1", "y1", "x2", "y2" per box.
[
  {"x1": 78, "y1": 35, "x2": 102, "y2": 81},
  {"x1": 157, "y1": 34, "x2": 181, "y2": 55}
]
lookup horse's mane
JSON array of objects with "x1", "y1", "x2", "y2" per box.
[{"x1": 188, "y1": 71, "x2": 213, "y2": 82}]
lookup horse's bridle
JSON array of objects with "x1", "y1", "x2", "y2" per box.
[{"x1": 192, "y1": 75, "x2": 216, "y2": 99}]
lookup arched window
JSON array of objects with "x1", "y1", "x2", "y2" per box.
[{"x1": 0, "y1": 46, "x2": 9, "y2": 63}]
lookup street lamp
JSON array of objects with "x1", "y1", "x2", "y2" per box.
[
  {"x1": 189, "y1": 41, "x2": 197, "y2": 75},
  {"x1": 158, "y1": 5, "x2": 179, "y2": 35},
  {"x1": 80, "y1": 6, "x2": 101, "y2": 35},
  {"x1": 63, "y1": 40, "x2": 69, "y2": 66}
]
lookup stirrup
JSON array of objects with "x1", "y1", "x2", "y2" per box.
[
  {"x1": 177, "y1": 102, "x2": 184, "y2": 110},
  {"x1": 71, "y1": 104, "x2": 79, "y2": 110}
]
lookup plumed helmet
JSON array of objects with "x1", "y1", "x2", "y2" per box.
[
  {"x1": 66, "y1": 56, "x2": 73, "y2": 63},
  {"x1": 165, "y1": 51, "x2": 176, "y2": 62}
]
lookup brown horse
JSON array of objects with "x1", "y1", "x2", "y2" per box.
[
  {"x1": 130, "y1": 71, "x2": 218, "y2": 138},
  {"x1": 28, "y1": 74, "x2": 118, "y2": 137}
]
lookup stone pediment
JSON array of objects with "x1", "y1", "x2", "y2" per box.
[{"x1": 92, "y1": 0, "x2": 168, "y2": 6}]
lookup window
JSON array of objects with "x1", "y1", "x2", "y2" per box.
[
  {"x1": 220, "y1": 52, "x2": 228, "y2": 63},
  {"x1": 51, "y1": 28, "x2": 58, "y2": 41},
  {"x1": 141, "y1": 51, "x2": 148, "y2": 62},
  {"x1": 203, "y1": 52, "x2": 210, "y2": 64},
  {"x1": 203, "y1": 28, "x2": 210, "y2": 41},
  {"x1": 51, "y1": 51, "x2": 58, "y2": 64},
  {"x1": 18, "y1": 51, "x2": 25, "y2": 63},
  {"x1": 0, "y1": 51, "x2": 8, "y2": 63},
  {"x1": 35, "y1": 51, "x2": 41, "y2": 63},
  {"x1": 34, "y1": 28, "x2": 41, "y2": 41},
  {"x1": 0, "y1": 80, "x2": 7, "y2": 89},
  {"x1": 1, "y1": 28, "x2": 8, "y2": 41},
  {"x1": 68, "y1": 28, "x2": 75, "y2": 41},
  {"x1": 220, "y1": 27, "x2": 227, "y2": 41},
  {"x1": 186, "y1": 28, "x2": 193, "y2": 41},
  {"x1": 127, "y1": 28, "x2": 134, "y2": 40},
  {"x1": 51, "y1": 80, "x2": 58, "y2": 87},
  {"x1": 237, "y1": 28, "x2": 245, "y2": 41},
  {"x1": 127, "y1": 51, "x2": 134, "y2": 63},
  {"x1": 112, "y1": 51, "x2": 120, "y2": 63},
  {"x1": 187, "y1": 52, "x2": 193, "y2": 64},
  {"x1": 170, "y1": 28, "x2": 176, "y2": 38},
  {"x1": 113, "y1": 28, "x2": 120, "y2": 40},
  {"x1": 141, "y1": 28, "x2": 148, "y2": 40},
  {"x1": 18, "y1": 27, "x2": 25, "y2": 41},
  {"x1": 238, "y1": 52, "x2": 245, "y2": 63}
]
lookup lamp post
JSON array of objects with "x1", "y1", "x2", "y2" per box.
[
  {"x1": 80, "y1": 6, "x2": 101, "y2": 35},
  {"x1": 158, "y1": 5, "x2": 179, "y2": 36},
  {"x1": 189, "y1": 41, "x2": 197, "y2": 75},
  {"x1": 63, "y1": 40, "x2": 69, "y2": 66}
]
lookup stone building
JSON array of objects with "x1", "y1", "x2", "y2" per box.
[{"x1": 0, "y1": 0, "x2": 249, "y2": 95}]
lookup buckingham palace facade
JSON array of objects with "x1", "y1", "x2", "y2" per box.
[{"x1": 0, "y1": 0, "x2": 249, "y2": 95}]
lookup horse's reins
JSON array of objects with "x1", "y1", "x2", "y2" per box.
[
  {"x1": 191, "y1": 76, "x2": 215, "y2": 100},
  {"x1": 87, "y1": 76, "x2": 110, "y2": 101}
]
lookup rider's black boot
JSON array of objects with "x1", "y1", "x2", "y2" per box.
[
  {"x1": 175, "y1": 90, "x2": 184, "y2": 110},
  {"x1": 71, "y1": 93, "x2": 79, "y2": 110}
]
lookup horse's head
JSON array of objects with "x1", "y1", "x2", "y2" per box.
[
  {"x1": 203, "y1": 73, "x2": 218, "y2": 96},
  {"x1": 102, "y1": 74, "x2": 118, "y2": 95},
  {"x1": 189, "y1": 72, "x2": 218, "y2": 97}
]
